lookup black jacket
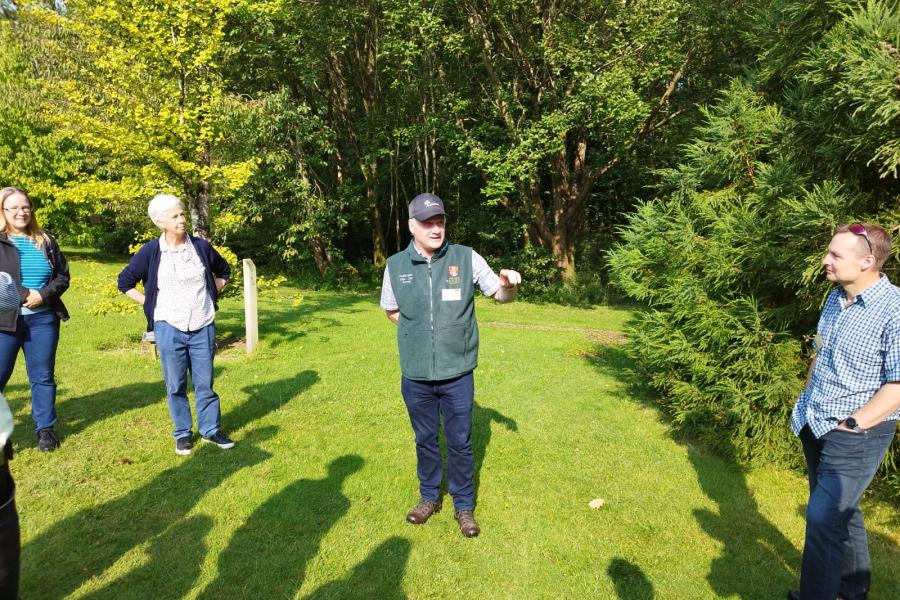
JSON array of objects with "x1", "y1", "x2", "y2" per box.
[{"x1": 0, "y1": 233, "x2": 70, "y2": 332}]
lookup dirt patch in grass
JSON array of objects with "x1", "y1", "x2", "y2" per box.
[
  {"x1": 481, "y1": 321, "x2": 626, "y2": 345},
  {"x1": 98, "y1": 334, "x2": 247, "y2": 357}
]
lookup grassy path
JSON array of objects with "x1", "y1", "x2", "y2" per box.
[{"x1": 7, "y1": 251, "x2": 899, "y2": 599}]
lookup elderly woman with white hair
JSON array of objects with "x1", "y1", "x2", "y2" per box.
[{"x1": 117, "y1": 194, "x2": 234, "y2": 455}]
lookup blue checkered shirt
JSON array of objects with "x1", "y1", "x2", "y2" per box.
[{"x1": 791, "y1": 275, "x2": 900, "y2": 438}]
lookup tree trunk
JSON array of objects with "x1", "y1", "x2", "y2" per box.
[
  {"x1": 365, "y1": 162, "x2": 387, "y2": 267},
  {"x1": 310, "y1": 233, "x2": 332, "y2": 276},
  {"x1": 187, "y1": 143, "x2": 212, "y2": 240}
]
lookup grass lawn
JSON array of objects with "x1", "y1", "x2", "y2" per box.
[{"x1": 7, "y1": 249, "x2": 899, "y2": 599}]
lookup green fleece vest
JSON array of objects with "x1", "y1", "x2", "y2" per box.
[{"x1": 388, "y1": 241, "x2": 478, "y2": 380}]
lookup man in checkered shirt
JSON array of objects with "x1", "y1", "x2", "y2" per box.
[{"x1": 788, "y1": 223, "x2": 900, "y2": 600}]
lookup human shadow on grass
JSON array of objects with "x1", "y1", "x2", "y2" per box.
[
  {"x1": 303, "y1": 536, "x2": 411, "y2": 600},
  {"x1": 588, "y1": 344, "x2": 800, "y2": 599},
  {"x1": 21, "y1": 428, "x2": 275, "y2": 599},
  {"x1": 430, "y1": 400, "x2": 518, "y2": 505},
  {"x1": 3, "y1": 382, "x2": 40, "y2": 442},
  {"x1": 215, "y1": 293, "x2": 367, "y2": 348},
  {"x1": 39, "y1": 380, "x2": 162, "y2": 441},
  {"x1": 5, "y1": 381, "x2": 160, "y2": 451},
  {"x1": 196, "y1": 454, "x2": 364, "y2": 599},
  {"x1": 688, "y1": 446, "x2": 800, "y2": 598},
  {"x1": 11, "y1": 365, "x2": 318, "y2": 449},
  {"x1": 227, "y1": 368, "x2": 320, "y2": 432},
  {"x1": 472, "y1": 400, "x2": 518, "y2": 498},
  {"x1": 864, "y1": 528, "x2": 900, "y2": 595},
  {"x1": 607, "y1": 558, "x2": 654, "y2": 600},
  {"x1": 80, "y1": 514, "x2": 214, "y2": 600},
  {"x1": 792, "y1": 496, "x2": 900, "y2": 595}
]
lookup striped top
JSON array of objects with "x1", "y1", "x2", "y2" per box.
[{"x1": 10, "y1": 234, "x2": 51, "y2": 314}]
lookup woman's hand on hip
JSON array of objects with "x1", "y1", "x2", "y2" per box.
[{"x1": 23, "y1": 289, "x2": 43, "y2": 308}]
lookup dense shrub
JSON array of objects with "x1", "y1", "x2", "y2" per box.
[{"x1": 609, "y1": 0, "x2": 900, "y2": 500}]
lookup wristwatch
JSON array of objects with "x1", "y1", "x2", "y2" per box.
[{"x1": 842, "y1": 417, "x2": 864, "y2": 432}]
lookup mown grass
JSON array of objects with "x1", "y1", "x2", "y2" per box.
[{"x1": 6, "y1": 249, "x2": 899, "y2": 599}]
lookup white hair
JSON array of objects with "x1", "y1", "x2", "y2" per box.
[{"x1": 147, "y1": 194, "x2": 183, "y2": 229}]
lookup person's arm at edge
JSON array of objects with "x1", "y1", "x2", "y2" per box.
[
  {"x1": 803, "y1": 356, "x2": 816, "y2": 390},
  {"x1": 492, "y1": 269, "x2": 521, "y2": 304},
  {"x1": 118, "y1": 245, "x2": 147, "y2": 305},
  {"x1": 842, "y1": 382, "x2": 900, "y2": 430},
  {"x1": 124, "y1": 288, "x2": 145, "y2": 305},
  {"x1": 840, "y1": 312, "x2": 900, "y2": 430},
  {"x1": 206, "y1": 240, "x2": 230, "y2": 293},
  {"x1": 37, "y1": 236, "x2": 70, "y2": 303},
  {"x1": 380, "y1": 264, "x2": 399, "y2": 324}
]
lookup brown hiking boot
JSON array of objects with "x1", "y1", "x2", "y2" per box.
[
  {"x1": 406, "y1": 500, "x2": 441, "y2": 524},
  {"x1": 455, "y1": 510, "x2": 480, "y2": 537}
]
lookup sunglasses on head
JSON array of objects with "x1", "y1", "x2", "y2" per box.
[{"x1": 848, "y1": 223, "x2": 873, "y2": 254}]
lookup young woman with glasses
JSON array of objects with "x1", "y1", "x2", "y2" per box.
[{"x1": 0, "y1": 187, "x2": 70, "y2": 452}]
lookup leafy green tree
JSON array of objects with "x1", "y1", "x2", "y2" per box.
[
  {"x1": 0, "y1": 7, "x2": 125, "y2": 247},
  {"x1": 28, "y1": 0, "x2": 256, "y2": 239},
  {"x1": 442, "y1": 0, "x2": 742, "y2": 280}
]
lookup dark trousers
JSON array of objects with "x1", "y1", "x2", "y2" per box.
[
  {"x1": 401, "y1": 372, "x2": 475, "y2": 511},
  {"x1": 0, "y1": 458, "x2": 19, "y2": 600},
  {"x1": 799, "y1": 420, "x2": 897, "y2": 600}
]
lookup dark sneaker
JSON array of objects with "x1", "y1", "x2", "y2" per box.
[
  {"x1": 175, "y1": 436, "x2": 193, "y2": 456},
  {"x1": 202, "y1": 432, "x2": 235, "y2": 449},
  {"x1": 406, "y1": 500, "x2": 441, "y2": 524},
  {"x1": 36, "y1": 428, "x2": 60, "y2": 452},
  {"x1": 455, "y1": 509, "x2": 480, "y2": 537}
]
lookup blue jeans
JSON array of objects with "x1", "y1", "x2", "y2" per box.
[
  {"x1": 799, "y1": 420, "x2": 897, "y2": 600},
  {"x1": 0, "y1": 311, "x2": 60, "y2": 431},
  {"x1": 154, "y1": 321, "x2": 221, "y2": 440},
  {"x1": 401, "y1": 372, "x2": 475, "y2": 510}
]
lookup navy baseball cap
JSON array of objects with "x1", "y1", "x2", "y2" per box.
[{"x1": 408, "y1": 193, "x2": 446, "y2": 221}]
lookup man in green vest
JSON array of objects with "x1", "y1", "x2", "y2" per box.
[{"x1": 380, "y1": 193, "x2": 521, "y2": 537}]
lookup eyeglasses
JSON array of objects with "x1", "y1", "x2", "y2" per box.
[
  {"x1": 3, "y1": 207, "x2": 31, "y2": 214},
  {"x1": 848, "y1": 223, "x2": 872, "y2": 253}
]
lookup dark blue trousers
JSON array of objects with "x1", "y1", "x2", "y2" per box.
[
  {"x1": 401, "y1": 372, "x2": 475, "y2": 511},
  {"x1": 0, "y1": 311, "x2": 60, "y2": 432},
  {"x1": 799, "y1": 420, "x2": 897, "y2": 600}
]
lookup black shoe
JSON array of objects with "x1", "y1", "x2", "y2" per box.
[
  {"x1": 175, "y1": 436, "x2": 193, "y2": 456},
  {"x1": 786, "y1": 591, "x2": 799, "y2": 600},
  {"x1": 202, "y1": 432, "x2": 235, "y2": 449},
  {"x1": 36, "y1": 428, "x2": 59, "y2": 452}
]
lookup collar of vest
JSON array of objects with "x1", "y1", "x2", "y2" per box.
[{"x1": 405, "y1": 239, "x2": 449, "y2": 263}]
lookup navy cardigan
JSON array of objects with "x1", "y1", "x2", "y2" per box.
[{"x1": 117, "y1": 236, "x2": 231, "y2": 332}]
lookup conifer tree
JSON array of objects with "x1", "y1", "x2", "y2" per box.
[{"x1": 609, "y1": 0, "x2": 900, "y2": 498}]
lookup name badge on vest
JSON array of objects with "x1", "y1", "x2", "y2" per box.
[{"x1": 442, "y1": 288, "x2": 462, "y2": 302}]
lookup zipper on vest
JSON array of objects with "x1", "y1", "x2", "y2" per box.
[{"x1": 428, "y1": 260, "x2": 435, "y2": 378}]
